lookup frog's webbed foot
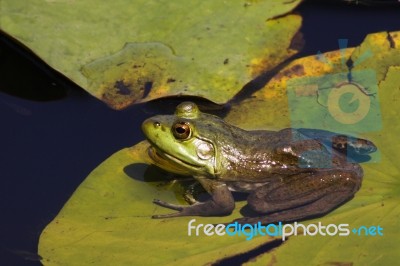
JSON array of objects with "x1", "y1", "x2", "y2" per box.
[{"x1": 152, "y1": 181, "x2": 235, "y2": 219}]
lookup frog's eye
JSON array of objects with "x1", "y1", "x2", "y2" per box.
[{"x1": 172, "y1": 122, "x2": 192, "y2": 140}]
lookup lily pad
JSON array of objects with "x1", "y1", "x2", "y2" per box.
[
  {"x1": 38, "y1": 141, "x2": 277, "y2": 265},
  {"x1": 39, "y1": 31, "x2": 400, "y2": 265},
  {"x1": 243, "y1": 67, "x2": 400, "y2": 266},
  {"x1": 226, "y1": 31, "x2": 400, "y2": 265},
  {"x1": 0, "y1": 0, "x2": 302, "y2": 109}
]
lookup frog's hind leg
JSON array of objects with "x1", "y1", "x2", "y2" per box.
[
  {"x1": 238, "y1": 169, "x2": 362, "y2": 224},
  {"x1": 238, "y1": 192, "x2": 350, "y2": 225}
]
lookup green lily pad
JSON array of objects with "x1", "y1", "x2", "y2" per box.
[
  {"x1": 0, "y1": 0, "x2": 302, "y2": 109},
  {"x1": 226, "y1": 31, "x2": 400, "y2": 265},
  {"x1": 38, "y1": 141, "x2": 276, "y2": 265},
  {"x1": 39, "y1": 30, "x2": 400, "y2": 265},
  {"x1": 225, "y1": 46, "x2": 355, "y2": 130},
  {"x1": 243, "y1": 66, "x2": 400, "y2": 266}
]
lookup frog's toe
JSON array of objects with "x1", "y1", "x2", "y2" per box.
[
  {"x1": 151, "y1": 204, "x2": 199, "y2": 219},
  {"x1": 152, "y1": 199, "x2": 187, "y2": 218},
  {"x1": 153, "y1": 199, "x2": 184, "y2": 211}
]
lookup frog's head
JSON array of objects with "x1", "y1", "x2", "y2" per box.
[{"x1": 142, "y1": 102, "x2": 230, "y2": 177}]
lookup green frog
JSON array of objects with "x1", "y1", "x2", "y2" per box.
[{"x1": 141, "y1": 102, "x2": 377, "y2": 224}]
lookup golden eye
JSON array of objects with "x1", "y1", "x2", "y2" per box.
[{"x1": 172, "y1": 122, "x2": 192, "y2": 140}]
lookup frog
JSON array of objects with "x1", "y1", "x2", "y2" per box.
[{"x1": 141, "y1": 102, "x2": 377, "y2": 224}]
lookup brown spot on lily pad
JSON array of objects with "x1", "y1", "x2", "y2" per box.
[
  {"x1": 81, "y1": 42, "x2": 177, "y2": 109},
  {"x1": 273, "y1": 64, "x2": 304, "y2": 80},
  {"x1": 101, "y1": 82, "x2": 143, "y2": 110},
  {"x1": 114, "y1": 80, "x2": 132, "y2": 95}
]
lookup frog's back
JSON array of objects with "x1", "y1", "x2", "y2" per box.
[
  {"x1": 217, "y1": 128, "x2": 307, "y2": 182},
  {"x1": 217, "y1": 127, "x2": 376, "y2": 185}
]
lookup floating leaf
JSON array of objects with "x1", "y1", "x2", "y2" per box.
[
  {"x1": 38, "y1": 29, "x2": 400, "y2": 265},
  {"x1": 38, "y1": 141, "x2": 277, "y2": 265},
  {"x1": 227, "y1": 31, "x2": 400, "y2": 265},
  {"x1": 225, "y1": 46, "x2": 354, "y2": 130},
  {"x1": 0, "y1": 0, "x2": 302, "y2": 109}
]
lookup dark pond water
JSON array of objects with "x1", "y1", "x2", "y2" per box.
[{"x1": 1, "y1": 2, "x2": 399, "y2": 265}]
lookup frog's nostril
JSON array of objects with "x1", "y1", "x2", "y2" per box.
[{"x1": 153, "y1": 121, "x2": 161, "y2": 127}]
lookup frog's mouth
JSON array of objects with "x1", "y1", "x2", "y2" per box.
[{"x1": 148, "y1": 146, "x2": 200, "y2": 174}]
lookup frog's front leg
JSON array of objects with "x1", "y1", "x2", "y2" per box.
[
  {"x1": 152, "y1": 177, "x2": 235, "y2": 218},
  {"x1": 236, "y1": 167, "x2": 362, "y2": 224}
]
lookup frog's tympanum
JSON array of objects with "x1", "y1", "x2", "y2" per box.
[{"x1": 141, "y1": 102, "x2": 377, "y2": 224}]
